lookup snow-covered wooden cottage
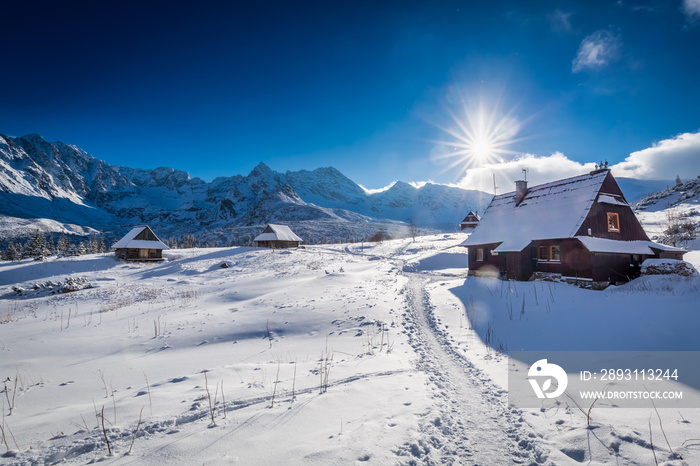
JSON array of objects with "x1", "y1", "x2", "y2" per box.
[
  {"x1": 460, "y1": 169, "x2": 685, "y2": 287},
  {"x1": 460, "y1": 211, "x2": 481, "y2": 230},
  {"x1": 253, "y1": 224, "x2": 303, "y2": 248},
  {"x1": 112, "y1": 225, "x2": 169, "y2": 261}
]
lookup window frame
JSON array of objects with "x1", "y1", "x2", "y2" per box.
[
  {"x1": 607, "y1": 212, "x2": 620, "y2": 232},
  {"x1": 476, "y1": 248, "x2": 484, "y2": 262},
  {"x1": 537, "y1": 244, "x2": 561, "y2": 262},
  {"x1": 549, "y1": 245, "x2": 561, "y2": 262}
]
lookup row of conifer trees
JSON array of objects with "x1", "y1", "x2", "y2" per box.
[{"x1": 2, "y1": 230, "x2": 108, "y2": 262}]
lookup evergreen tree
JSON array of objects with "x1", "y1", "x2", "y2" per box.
[
  {"x1": 676, "y1": 175, "x2": 682, "y2": 186},
  {"x1": 26, "y1": 229, "x2": 47, "y2": 261},
  {"x1": 57, "y1": 234, "x2": 71, "y2": 257},
  {"x1": 5, "y1": 243, "x2": 23, "y2": 262},
  {"x1": 88, "y1": 233, "x2": 98, "y2": 254},
  {"x1": 66, "y1": 243, "x2": 80, "y2": 256},
  {"x1": 24, "y1": 230, "x2": 38, "y2": 257},
  {"x1": 98, "y1": 231, "x2": 106, "y2": 253},
  {"x1": 78, "y1": 241, "x2": 88, "y2": 255},
  {"x1": 15, "y1": 242, "x2": 24, "y2": 261},
  {"x1": 182, "y1": 234, "x2": 197, "y2": 248},
  {"x1": 37, "y1": 236, "x2": 48, "y2": 261},
  {"x1": 46, "y1": 235, "x2": 56, "y2": 257}
]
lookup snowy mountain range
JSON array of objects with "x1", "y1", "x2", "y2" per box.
[{"x1": 0, "y1": 133, "x2": 491, "y2": 244}]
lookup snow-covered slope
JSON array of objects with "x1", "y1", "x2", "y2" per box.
[
  {"x1": 632, "y1": 176, "x2": 700, "y2": 212},
  {"x1": 0, "y1": 134, "x2": 490, "y2": 244},
  {"x1": 1, "y1": 235, "x2": 698, "y2": 464},
  {"x1": 631, "y1": 176, "x2": 700, "y2": 250}
]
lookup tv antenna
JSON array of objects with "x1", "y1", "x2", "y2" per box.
[
  {"x1": 493, "y1": 173, "x2": 499, "y2": 195},
  {"x1": 522, "y1": 168, "x2": 529, "y2": 181}
]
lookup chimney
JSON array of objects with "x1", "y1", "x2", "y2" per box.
[{"x1": 515, "y1": 180, "x2": 528, "y2": 204}]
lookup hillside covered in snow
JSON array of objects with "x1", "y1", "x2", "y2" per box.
[
  {"x1": 1, "y1": 234, "x2": 699, "y2": 464},
  {"x1": 0, "y1": 134, "x2": 491, "y2": 245},
  {"x1": 632, "y1": 176, "x2": 700, "y2": 249}
]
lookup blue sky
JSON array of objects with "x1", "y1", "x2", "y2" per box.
[{"x1": 2, "y1": 0, "x2": 699, "y2": 190}]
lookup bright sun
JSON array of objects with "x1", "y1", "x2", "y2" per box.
[
  {"x1": 471, "y1": 136, "x2": 493, "y2": 163},
  {"x1": 431, "y1": 92, "x2": 527, "y2": 179}
]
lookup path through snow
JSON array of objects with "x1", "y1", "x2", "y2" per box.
[{"x1": 392, "y1": 269, "x2": 546, "y2": 464}]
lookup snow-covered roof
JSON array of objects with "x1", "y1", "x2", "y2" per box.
[
  {"x1": 253, "y1": 224, "x2": 303, "y2": 243},
  {"x1": 460, "y1": 211, "x2": 481, "y2": 225},
  {"x1": 575, "y1": 236, "x2": 685, "y2": 255},
  {"x1": 462, "y1": 171, "x2": 609, "y2": 252},
  {"x1": 597, "y1": 193, "x2": 628, "y2": 206},
  {"x1": 111, "y1": 225, "x2": 169, "y2": 250}
]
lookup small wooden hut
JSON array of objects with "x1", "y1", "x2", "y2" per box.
[
  {"x1": 112, "y1": 225, "x2": 169, "y2": 261},
  {"x1": 460, "y1": 211, "x2": 481, "y2": 230},
  {"x1": 253, "y1": 224, "x2": 302, "y2": 248}
]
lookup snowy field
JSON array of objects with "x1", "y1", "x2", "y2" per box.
[{"x1": 1, "y1": 234, "x2": 699, "y2": 465}]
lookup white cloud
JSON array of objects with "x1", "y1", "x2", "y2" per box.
[
  {"x1": 572, "y1": 30, "x2": 622, "y2": 73},
  {"x1": 683, "y1": 0, "x2": 700, "y2": 20},
  {"x1": 453, "y1": 131, "x2": 700, "y2": 193},
  {"x1": 457, "y1": 153, "x2": 597, "y2": 193},
  {"x1": 611, "y1": 130, "x2": 700, "y2": 179}
]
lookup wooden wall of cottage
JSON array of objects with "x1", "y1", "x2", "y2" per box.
[
  {"x1": 578, "y1": 202, "x2": 650, "y2": 241},
  {"x1": 466, "y1": 242, "x2": 505, "y2": 277},
  {"x1": 256, "y1": 240, "x2": 299, "y2": 249},
  {"x1": 115, "y1": 248, "x2": 163, "y2": 260}
]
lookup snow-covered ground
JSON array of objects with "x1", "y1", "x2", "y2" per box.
[{"x1": 1, "y1": 234, "x2": 699, "y2": 465}]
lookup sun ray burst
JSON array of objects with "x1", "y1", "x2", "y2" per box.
[{"x1": 429, "y1": 89, "x2": 534, "y2": 183}]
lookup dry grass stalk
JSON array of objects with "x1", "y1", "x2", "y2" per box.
[
  {"x1": 270, "y1": 362, "x2": 281, "y2": 408},
  {"x1": 2, "y1": 378, "x2": 14, "y2": 415},
  {"x1": 204, "y1": 371, "x2": 216, "y2": 426},
  {"x1": 144, "y1": 373, "x2": 153, "y2": 416},
  {"x1": 99, "y1": 405, "x2": 112, "y2": 455},
  {"x1": 128, "y1": 406, "x2": 144, "y2": 454},
  {"x1": 649, "y1": 395, "x2": 674, "y2": 455},
  {"x1": 586, "y1": 398, "x2": 598, "y2": 426},
  {"x1": 319, "y1": 351, "x2": 333, "y2": 394},
  {"x1": 221, "y1": 380, "x2": 226, "y2": 419},
  {"x1": 0, "y1": 409, "x2": 9, "y2": 451},
  {"x1": 649, "y1": 415, "x2": 658, "y2": 465}
]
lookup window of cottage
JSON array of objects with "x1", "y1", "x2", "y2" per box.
[
  {"x1": 550, "y1": 245, "x2": 561, "y2": 261},
  {"x1": 607, "y1": 212, "x2": 620, "y2": 232},
  {"x1": 538, "y1": 246, "x2": 549, "y2": 260},
  {"x1": 476, "y1": 248, "x2": 484, "y2": 261}
]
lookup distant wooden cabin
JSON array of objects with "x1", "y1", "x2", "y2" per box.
[
  {"x1": 460, "y1": 169, "x2": 685, "y2": 287},
  {"x1": 253, "y1": 224, "x2": 303, "y2": 248},
  {"x1": 460, "y1": 211, "x2": 481, "y2": 230},
  {"x1": 112, "y1": 225, "x2": 169, "y2": 261}
]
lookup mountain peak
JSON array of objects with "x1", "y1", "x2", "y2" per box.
[
  {"x1": 387, "y1": 180, "x2": 416, "y2": 191},
  {"x1": 22, "y1": 133, "x2": 47, "y2": 143},
  {"x1": 252, "y1": 161, "x2": 273, "y2": 173},
  {"x1": 312, "y1": 166, "x2": 343, "y2": 177}
]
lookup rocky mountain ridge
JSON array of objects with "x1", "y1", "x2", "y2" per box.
[{"x1": 0, "y1": 133, "x2": 491, "y2": 244}]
